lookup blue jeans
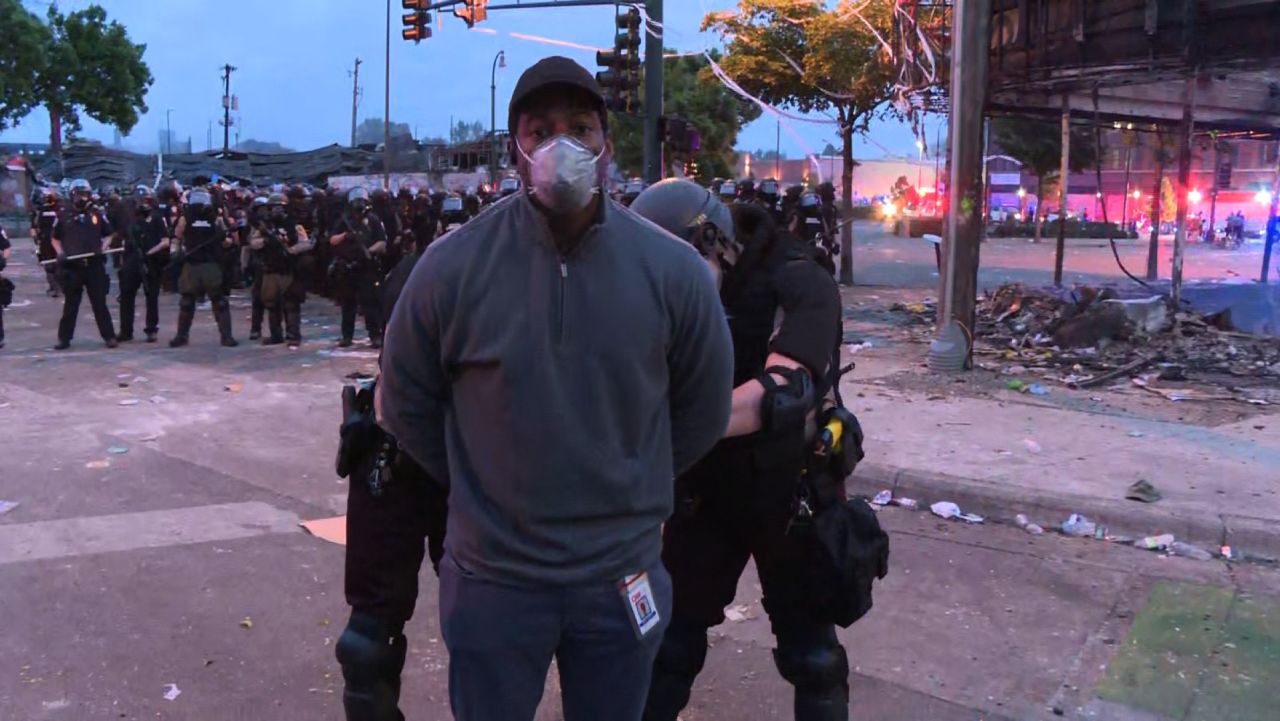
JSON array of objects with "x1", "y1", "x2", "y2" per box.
[{"x1": 439, "y1": 553, "x2": 672, "y2": 721}]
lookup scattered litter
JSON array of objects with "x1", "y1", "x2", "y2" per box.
[
  {"x1": 1125, "y1": 479, "x2": 1162, "y2": 504},
  {"x1": 1014, "y1": 513, "x2": 1044, "y2": 535},
  {"x1": 163, "y1": 684, "x2": 181, "y2": 701},
  {"x1": 300, "y1": 516, "x2": 347, "y2": 546},
  {"x1": 1221, "y1": 545, "x2": 1233, "y2": 560},
  {"x1": 116, "y1": 373, "x2": 131, "y2": 379},
  {"x1": 239, "y1": 617, "x2": 254, "y2": 629},
  {"x1": 117, "y1": 399, "x2": 140, "y2": 406},
  {"x1": 107, "y1": 445, "x2": 129, "y2": 455},
  {"x1": 1006, "y1": 379, "x2": 1027, "y2": 392},
  {"x1": 85, "y1": 460, "x2": 110, "y2": 469},
  {"x1": 224, "y1": 383, "x2": 243, "y2": 393},
  {"x1": 1138, "y1": 534, "x2": 1175, "y2": 550},
  {"x1": 138, "y1": 434, "x2": 161, "y2": 442},
  {"x1": 1002, "y1": 365, "x2": 1027, "y2": 375},
  {"x1": 930, "y1": 501, "x2": 961, "y2": 520},
  {"x1": 0, "y1": 500, "x2": 19, "y2": 515},
  {"x1": 724, "y1": 604, "x2": 754, "y2": 622},
  {"x1": 41, "y1": 700, "x2": 70, "y2": 711},
  {"x1": 846, "y1": 341, "x2": 874, "y2": 355},
  {"x1": 1169, "y1": 541, "x2": 1213, "y2": 561},
  {"x1": 957, "y1": 512, "x2": 985, "y2": 524},
  {"x1": 1127, "y1": 430, "x2": 1145, "y2": 438},
  {"x1": 1061, "y1": 514, "x2": 1097, "y2": 538},
  {"x1": 118, "y1": 381, "x2": 129, "y2": 388},
  {"x1": 872, "y1": 489, "x2": 893, "y2": 506},
  {"x1": 149, "y1": 395, "x2": 167, "y2": 404},
  {"x1": 132, "y1": 376, "x2": 149, "y2": 384},
  {"x1": 1027, "y1": 384, "x2": 1049, "y2": 396},
  {"x1": 1156, "y1": 363, "x2": 1186, "y2": 381},
  {"x1": 1022, "y1": 438, "x2": 1042, "y2": 454},
  {"x1": 891, "y1": 497, "x2": 919, "y2": 510}
]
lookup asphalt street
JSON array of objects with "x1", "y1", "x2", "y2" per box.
[{"x1": 1, "y1": 230, "x2": 1277, "y2": 721}]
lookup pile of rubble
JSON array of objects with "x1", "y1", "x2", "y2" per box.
[{"x1": 972, "y1": 283, "x2": 1280, "y2": 390}]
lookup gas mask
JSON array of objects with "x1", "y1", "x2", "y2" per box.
[{"x1": 518, "y1": 135, "x2": 604, "y2": 215}]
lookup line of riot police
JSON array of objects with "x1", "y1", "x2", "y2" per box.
[{"x1": 15, "y1": 176, "x2": 488, "y2": 352}]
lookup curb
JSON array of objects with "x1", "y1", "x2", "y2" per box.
[{"x1": 847, "y1": 463, "x2": 1279, "y2": 562}]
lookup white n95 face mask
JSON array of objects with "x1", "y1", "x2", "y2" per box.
[{"x1": 519, "y1": 135, "x2": 604, "y2": 214}]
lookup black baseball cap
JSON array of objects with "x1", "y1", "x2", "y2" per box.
[{"x1": 507, "y1": 56, "x2": 607, "y2": 137}]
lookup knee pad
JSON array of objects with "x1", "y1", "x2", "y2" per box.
[
  {"x1": 773, "y1": 637, "x2": 849, "y2": 691},
  {"x1": 653, "y1": 622, "x2": 709, "y2": 679},
  {"x1": 335, "y1": 613, "x2": 407, "y2": 685}
]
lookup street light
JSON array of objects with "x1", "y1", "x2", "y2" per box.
[
  {"x1": 1257, "y1": 190, "x2": 1274, "y2": 206},
  {"x1": 1133, "y1": 189, "x2": 1142, "y2": 200},
  {"x1": 1188, "y1": 189, "x2": 1203, "y2": 204},
  {"x1": 490, "y1": 49, "x2": 506, "y2": 183},
  {"x1": 914, "y1": 139, "x2": 924, "y2": 189}
]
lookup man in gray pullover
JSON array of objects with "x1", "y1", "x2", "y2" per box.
[{"x1": 376, "y1": 56, "x2": 733, "y2": 721}]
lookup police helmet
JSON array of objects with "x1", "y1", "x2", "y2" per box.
[
  {"x1": 759, "y1": 178, "x2": 780, "y2": 198},
  {"x1": 135, "y1": 184, "x2": 152, "y2": 197},
  {"x1": 252, "y1": 195, "x2": 269, "y2": 208},
  {"x1": 188, "y1": 188, "x2": 213, "y2": 211},
  {"x1": 268, "y1": 192, "x2": 287, "y2": 207},
  {"x1": 719, "y1": 180, "x2": 737, "y2": 199},
  {"x1": 817, "y1": 181, "x2": 836, "y2": 202},
  {"x1": 630, "y1": 178, "x2": 740, "y2": 267},
  {"x1": 348, "y1": 187, "x2": 370, "y2": 205},
  {"x1": 69, "y1": 178, "x2": 92, "y2": 193},
  {"x1": 800, "y1": 190, "x2": 820, "y2": 209}
]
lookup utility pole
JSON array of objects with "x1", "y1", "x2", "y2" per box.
[
  {"x1": 384, "y1": 0, "x2": 392, "y2": 189},
  {"x1": 220, "y1": 63, "x2": 236, "y2": 155},
  {"x1": 642, "y1": 0, "x2": 663, "y2": 184},
  {"x1": 1053, "y1": 95, "x2": 1070, "y2": 286},
  {"x1": 774, "y1": 119, "x2": 780, "y2": 180},
  {"x1": 1171, "y1": 77, "x2": 1196, "y2": 307},
  {"x1": 207, "y1": 121, "x2": 213, "y2": 152},
  {"x1": 1261, "y1": 148, "x2": 1280, "y2": 284},
  {"x1": 1147, "y1": 130, "x2": 1166, "y2": 281},
  {"x1": 350, "y1": 58, "x2": 362, "y2": 148},
  {"x1": 931, "y1": 0, "x2": 990, "y2": 371}
]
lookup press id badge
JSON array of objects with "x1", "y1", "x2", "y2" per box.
[{"x1": 620, "y1": 572, "x2": 660, "y2": 638}]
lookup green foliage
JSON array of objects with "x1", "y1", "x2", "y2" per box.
[
  {"x1": 989, "y1": 220, "x2": 1136, "y2": 239},
  {"x1": 0, "y1": 0, "x2": 50, "y2": 130},
  {"x1": 451, "y1": 119, "x2": 487, "y2": 144},
  {"x1": 990, "y1": 116, "x2": 1099, "y2": 182},
  {"x1": 38, "y1": 4, "x2": 153, "y2": 139},
  {"x1": 355, "y1": 118, "x2": 412, "y2": 147},
  {"x1": 609, "y1": 51, "x2": 760, "y2": 182}
]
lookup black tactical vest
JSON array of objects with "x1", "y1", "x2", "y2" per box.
[
  {"x1": 184, "y1": 212, "x2": 221, "y2": 264},
  {"x1": 259, "y1": 222, "x2": 296, "y2": 274},
  {"x1": 59, "y1": 212, "x2": 104, "y2": 258}
]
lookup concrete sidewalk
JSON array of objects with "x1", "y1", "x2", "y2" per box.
[{"x1": 838, "y1": 319, "x2": 1280, "y2": 561}]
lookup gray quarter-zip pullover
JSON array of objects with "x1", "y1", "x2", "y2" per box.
[{"x1": 378, "y1": 192, "x2": 733, "y2": 586}]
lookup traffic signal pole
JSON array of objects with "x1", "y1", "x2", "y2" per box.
[{"x1": 642, "y1": 0, "x2": 663, "y2": 184}]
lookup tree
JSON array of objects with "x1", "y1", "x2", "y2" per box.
[
  {"x1": 451, "y1": 120, "x2": 486, "y2": 144},
  {"x1": 237, "y1": 139, "x2": 295, "y2": 154},
  {"x1": 32, "y1": 3, "x2": 153, "y2": 155},
  {"x1": 990, "y1": 116, "x2": 1099, "y2": 242},
  {"x1": 0, "y1": 0, "x2": 49, "y2": 131},
  {"x1": 609, "y1": 51, "x2": 760, "y2": 182},
  {"x1": 355, "y1": 117, "x2": 412, "y2": 147},
  {"x1": 752, "y1": 148, "x2": 787, "y2": 161},
  {"x1": 704, "y1": 1, "x2": 898, "y2": 284}
]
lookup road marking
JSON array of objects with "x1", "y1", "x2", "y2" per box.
[{"x1": 0, "y1": 501, "x2": 300, "y2": 565}]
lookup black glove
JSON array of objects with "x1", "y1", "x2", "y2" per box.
[{"x1": 335, "y1": 611, "x2": 407, "y2": 721}]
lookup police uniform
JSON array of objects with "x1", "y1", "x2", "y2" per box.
[
  {"x1": 52, "y1": 204, "x2": 117, "y2": 348},
  {"x1": 171, "y1": 205, "x2": 238, "y2": 347},
  {"x1": 250, "y1": 210, "x2": 312, "y2": 346},
  {"x1": 328, "y1": 208, "x2": 386, "y2": 347},
  {"x1": 0, "y1": 227, "x2": 12, "y2": 348},
  {"x1": 644, "y1": 236, "x2": 849, "y2": 721},
  {"x1": 118, "y1": 205, "x2": 170, "y2": 342},
  {"x1": 32, "y1": 198, "x2": 63, "y2": 296}
]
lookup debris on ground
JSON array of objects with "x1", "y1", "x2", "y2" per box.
[
  {"x1": 1022, "y1": 438, "x2": 1043, "y2": 454},
  {"x1": 107, "y1": 445, "x2": 129, "y2": 455},
  {"x1": 871, "y1": 489, "x2": 893, "y2": 506},
  {"x1": 1125, "y1": 479, "x2": 1162, "y2": 504},
  {"x1": 1169, "y1": 541, "x2": 1214, "y2": 561},
  {"x1": 930, "y1": 501, "x2": 984, "y2": 523},
  {"x1": 1061, "y1": 513, "x2": 1103, "y2": 538},
  {"x1": 724, "y1": 604, "x2": 755, "y2": 622},
  {"x1": 239, "y1": 617, "x2": 254, "y2": 629},
  {"x1": 881, "y1": 283, "x2": 1280, "y2": 391},
  {"x1": 0, "y1": 500, "x2": 19, "y2": 515},
  {"x1": 85, "y1": 460, "x2": 110, "y2": 469},
  {"x1": 224, "y1": 383, "x2": 243, "y2": 393},
  {"x1": 117, "y1": 399, "x2": 140, "y2": 406},
  {"x1": 891, "y1": 497, "x2": 919, "y2": 510},
  {"x1": 1014, "y1": 513, "x2": 1045, "y2": 535},
  {"x1": 1137, "y1": 534, "x2": 1175, "y2": 550},
  {"x1": 163, "y1": 684, "x2": 181, "y2": 701}
]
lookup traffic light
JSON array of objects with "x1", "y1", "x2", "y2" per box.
[
  {"x1": 402, "y1": 0, "x2": 431, "y2": 43},
  {"x1": 454, "y1": 0, "x2": 488, "y2": 28},
  {"x1": 595, "y1": 8, "x2": 642, "y2": 113}
]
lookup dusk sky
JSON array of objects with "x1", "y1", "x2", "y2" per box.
[{"x1": 2, "y1": 0, "x2": 943, "y2": 161}]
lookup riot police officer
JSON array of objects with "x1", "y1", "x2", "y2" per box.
[
  {"x1": 736, "y1": 177, "x2": 757, "y2": 204},
  {"x1": 327, "y1": 187, "x2": 386, "y2": 349},
  {"x1": 31, "y1": 188, "x2": 63, "y2": 297},
  {"x1": 170, "y1": 187, "x2": 239, "y2": 347},
  {"x1": 117, "y1": 186, "x2": 171, "y2": 343},
  {"x1": 758, "y1": 177, "x2": 782, "y2": 221},
  {"x1": 0, "y1": 225, "x2": 11, "y2": 349},
  {"x1": 52, "y1": 179, "x2": 118, "y2": 350},
  {"x1": 630, "y1": 179, "x2": 851, "y2": 721},
  {"x1": 249, "y1": 192, "x2": 313, "y2": 347},
  {"x1": 247, "y1": 195, "x2": 269, "y2": 341}
]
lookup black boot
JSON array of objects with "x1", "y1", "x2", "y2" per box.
[
  {"x1": 170, "y1": 295, "x2": 195, "y2": 347},
  {"x1": 265, "y1": 305, "x2": 284, "y2": 345},
  {"x1": 214, "y1": 297, "x2": 238, "y2": 347},
  {"x1": 249, "y1": 299, "x2": 264, "y2": 341},
  {"x1": 284, "y1": 301, "x2": 302, "y2": 348}
]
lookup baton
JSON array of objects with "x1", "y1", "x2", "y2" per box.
[{"x1": 40, "y1": 247, "x2": 124, "y2": 266}]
